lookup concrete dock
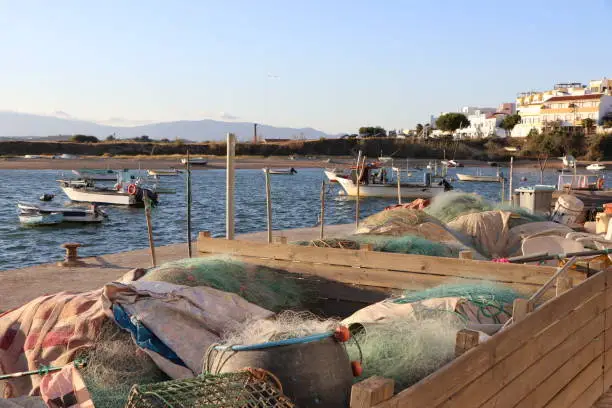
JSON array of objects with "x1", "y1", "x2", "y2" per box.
[{"x1": 0, "y1": 224, "x2": 354, "y2": 311}]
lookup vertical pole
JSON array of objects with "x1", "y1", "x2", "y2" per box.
[
  {"x1": 320, "y1": 180, "x2": 325, "y2": 239},
  {"x1": 144, "y1": 196, "x2": 157, "y2": 267},
  {"x1": 508, "y1": 156, "x2": 514, "y2": 203},
  {"x1": 396, "y1": 168, "x2": 402, "y2": 204},
  {"x1": 264, "y1": 168, "x2": 272, "y2": 244},
  {"x1": 501, "y1": 177, "x2": 505, "y2": 204},
  {"x1": 355, "y1": 151, "x2": 362, "y2": 228},
  {"x1": 187, "y1": 149, "x2": 192, "y2": 257},
  {"x1": 226, "y1": 133, "x2": 236, "y2": 240}
]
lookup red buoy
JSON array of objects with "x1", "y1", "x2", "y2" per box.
[
  {"x1": 334, "y1": 325, "x2": 351, "y2": 342},
  {"x1": 351, "y1": 361, "x2": 363, "y2": 377}
]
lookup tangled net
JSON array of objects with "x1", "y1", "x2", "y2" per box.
[
  {"x1": 222, "y1": 311, "x2": 340, "y2": 345},
  {"x1": 80, "y1": 319, "x2": 169, "y2": 408},
  {"x1": 347, "y1": 315, "x2": 465, "y2": 391},
  {"x1": 140, "y1": 256, "x2": 310, "y2": 312},
  {"x1": 295, "y1": 238, "x2": 360, "y2": 250},
  {"x1": 351, "y1": 235, "x2": 457, "y2": 257}
]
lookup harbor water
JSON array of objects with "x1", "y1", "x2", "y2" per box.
[{"x1": 0, "y1": 167, "x2": 601, "y2": 270}]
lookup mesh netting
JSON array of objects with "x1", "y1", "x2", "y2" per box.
[
  {"x1": 355, "y1": 208, "x2": 441, "y2": 236},
  {"x1": 140, "y1": 256, "x2": 310, "y2": 312},
  {"x1": 293, "y1": 238, "x2": 360, "y2": 250},
  {"x1": 125, "y1": 370, "x2": 295, "y2": 408},
  {"x1": 350, "y1": 235, "x2": 457, "y2": 257}
]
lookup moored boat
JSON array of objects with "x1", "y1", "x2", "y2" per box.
[
  {"x1": 18, "y1": 202, "x2": 107, "y2": 223},
  {"x1": 266, "y1": 168, "x2": 298, "y2": 175},
  {"x1": 58, "y1": 179, "x2": 158, "y2": 206},
  {"x1": 181, "y1": 157, "x2": 208, "y2": 166},
  {"x1": 586, "y1": 163, "x2": 606, "y2": 171},
  {"x1": 147, "y1": 169, "x2": 182, "y2": 176},
  {"x1": 18, "y1": 211, "x2": 63, "y2": 226}
]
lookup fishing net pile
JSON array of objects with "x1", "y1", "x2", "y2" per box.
[
  {"x1": 79, "y1": 320, "x2": 170, "y2": 408},
  {"x1": 222, "y1": 311, "x2": 340, "y2": 345},
  {"x1": 140, "y1": 256, "x2": 309, "y2": 312},
  {"x1": 344, "y1": 282, "x2": 522, "y2": 391},
  {"x1": 425, "y1": 192, "x2": 545, "y2": 226}
]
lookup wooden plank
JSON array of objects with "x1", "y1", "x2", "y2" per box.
[
  {"x1": 514, "y1": 338, "x2": 603, "y2": 408},
  {"x1": 478, "y1": 311, "x2": 604, "y2": 408},
  {"x1": 455, "y1": 329, "x2": 479, "y2": 357},
  {"x1": 373, "y1": 272, "x2": 606, "y2": 408},
  {"x1": 350, "y1": 377, "x2": 395, "y2": 408},
  {"x1": 512, "y1": 298, "x2": 533, "y2": 323},
  {"x1": 197, "y1": 236, "x2": 571, "y2": 285},
  {"x1": 556, "y1": 276, "x2": 573, "y2": 296},
  {"x1": 542, "y1": 355, "x2": 604, "y2": 408},
  {"x1": 604, "y1": 366, "x2": 612, "y2": 391},
  {"x1": 570, "y1": 375, "x2": 604, "y2": 408},
  {"x1": 228, "y1": 255, "x2": 543, "y2": 296}
]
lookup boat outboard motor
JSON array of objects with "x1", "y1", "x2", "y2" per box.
[
  {"x1": 290, "y1": 167, "x2": 297, "y2": 174},
  {"x1": 439, "y1": 179, "x2": 453, "y2": 191},
  {"x1": 39, "y1": 193, "x2": 55, "y2": 202}
]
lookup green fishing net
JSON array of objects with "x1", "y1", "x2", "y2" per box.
[
  {"x1": 350, "y1": 235, "x2": 457, "y2": 257},
  {"x1": 394, "y1": 282, "x2": 522, "y2": 305},
  {"x1": 140, "y1": 256, "x2": 309, "y2": 312}
]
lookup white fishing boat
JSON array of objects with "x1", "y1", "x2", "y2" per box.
[
  {"x1": 17, "y1": 202, "x2": 107, "y2": 223},
  {"x1": 18, "y1": 211, "x2": 63, "y2": 226},
  {"x1": 324, "y1": 168, "x2": 349, "y2": 183},
  {"x1": 334, "y1": 164, "x2": 450, "y2": 198},
  {"x1": 586, "y1": 163, "x2": 606, "y2": 171},
  {"x1": 456, "y1": 174, "x2": 503, "y2": 182},
  {"x1": 147, "y1": 169, "x2": 182, "y2": 176},
  {"x1": 266, "y1": 168, "x2": 297, "y2": 175},
  {"x1": 181, "y1": 157, "x2": 207, "y2": 166},
  {"x1": 72, "y1": 169, "x2": 118, "y2": 181},
  {"x1": 58, "y1": 178, "x2": 158, "y2": 206}
]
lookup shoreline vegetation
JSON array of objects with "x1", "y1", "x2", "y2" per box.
[{"x1": 0, "y1": 133, "x2": 611, "y2": 170}]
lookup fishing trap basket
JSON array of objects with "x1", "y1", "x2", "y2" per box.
[{"x1": 124, "y1": 370, "x2": 295, "y2": 408}]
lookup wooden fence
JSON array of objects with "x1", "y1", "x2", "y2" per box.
[{"x1": 353, "y1": 267, "x2": 612, "y2": 408}]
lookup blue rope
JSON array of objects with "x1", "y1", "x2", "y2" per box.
[{"x1": 215, "y1": 332, "x2": 334, "y2": 352}]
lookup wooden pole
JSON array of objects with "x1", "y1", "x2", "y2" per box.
[
  {"x1": 320, "y1": 180, "x2": 325, "y2": 239},
  {"x1": 500, "y1": 176, "x2": 505, "y2": 204},
  {"x1": 226, "y1": 133, "x2": 236, "y2": 240},
  {"x1": 396, "y1": 167, "x2": 402, "y2": 205},
  {"x1": 355, "y1": 151, "x2": 363, "y2": 228},
  {"x1": 186, "y1": 149, "x2": 192, "y2": 257},
  {"x1": 144, "y1": 196, "x2": 157, "y2": 267},
  {"x1": 264, "y1": 168, "x2": 272, "y2": 244},
  {"x1": 508, "y1": 156, "x2": 514, "y2": 203}
]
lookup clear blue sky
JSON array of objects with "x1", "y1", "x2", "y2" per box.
[{"x1": 1, "y1": 0, "x2": 611, "y2": 134}]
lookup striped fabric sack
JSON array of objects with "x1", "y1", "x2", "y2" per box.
[{"x1": 0, "y1": 291, "x2": 107, "y2": 398}]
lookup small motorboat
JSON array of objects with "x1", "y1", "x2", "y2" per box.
[
  {"x1": 147, "y1": 169, "x2": 182, "y2": 176},
  {"x1": 39, "y1": 193, "x2": 55, "y2": 202},
  {"x1": 18, "y1": 202, "x2": 107, "y2": 223},
  {"x1": 456, "y1": 173, "x2": 503, "y2": 182},
  {"x1": 267, "y1": 168, "x2": 298, "y2": 175},
  {"x1": 586, "y1": 163, "x2": 606, "y2": 171},
  {"x1": 18, "y1": 211, "x2": 63, "y2": 226},
  {"x1": 181, "y1": 157, "x2": 207, "y2": 166},
  {"x1": 488, "y1": 162, "x2": 498, "y2": 167}
]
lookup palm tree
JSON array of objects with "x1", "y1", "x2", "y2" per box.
[
  {"x1": 582, "y1": 118, "x2": 595, "y2": 135},
  {"x1": 568, "y1": 103, "x2": 578, "y2": 131}
]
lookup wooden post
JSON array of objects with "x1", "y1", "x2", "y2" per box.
[
  {"x1": 512, "y1": 298, "x2": 532, "y2": 323},
  {"x1": 508, "y1": 156, "x2": 514, "y2": 203},
  {"x1": 144, "y1": 196, "x2": 157, "y2": 267},
  {"x1": 500, "y1": 176, "x2": 505, "y2": 204},
  {"x1": 198, "y1": 230, "x2": 211, "y2": 240},
  {"x1": 396, "y1": 167, "x2": 402, "y2": 205},
  {"x1": 556, "y1": 276, "x2": 573, "y2": 296},
  {"x1": 226, "y1": 133, "x2": 236, "y2": 240},
  {"x1": 355, "y1": 151, "x2": 362, "y2": 228},
  {"x1": 455, "y1": 329, "x2": 480, "y2": 357},
  {"x1": 458, "y1": 250, "x2": 473, "y2": 260},
  {"x1": 264, "y1": 167, "x2": 272, "y2": 244},
  {"x1": 350, "y1": 376, "x2": 395, "y2": 408},
  {"x1": 186, "y1": 149, "x2": 192, "y2": 257},
  {"x1": 361, "y1": 243, "x2": 374, "y2": 251},
  {"x1": 320, "y1": 181, "x2": 325, "y2": 240}
]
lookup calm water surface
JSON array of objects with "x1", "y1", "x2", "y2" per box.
[{"x1": 0, "y1": 167, "x2": 594, "y2": 270}]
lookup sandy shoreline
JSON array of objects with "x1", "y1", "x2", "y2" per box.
[{"x1": 0, "y1": 156, "x2": 594, "y2": 170}]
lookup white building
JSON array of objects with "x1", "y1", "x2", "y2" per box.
[{"x1": 455, "y1": 110, "x2": 507, "y2": 139}]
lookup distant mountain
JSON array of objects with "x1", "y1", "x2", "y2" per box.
[{"x1": 0, "y1": 112, "x2": 333, "y2": 141}]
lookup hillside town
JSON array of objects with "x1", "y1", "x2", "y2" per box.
[{"x1": 404, "y1": 76, "x2": 612, "y2": 139}]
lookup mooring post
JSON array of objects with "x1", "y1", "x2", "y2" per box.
[
  {"x1": 144, "y1": 196, "x2": 157, "y2": 267},
  {"x1": 58, "y1": 242, "x2": 85, "y2": 267},
  {"x1": 320, "y1": 180, "x2": 326, "y2": 239},
  {"x1": 186, "y1": 149, "x2": 192, "y2": 257},
  {"x1": 264, "y1": 167, "x2": 272, "y2": 244},
  {"x1": 226, "y1": 133, "x2": 236, "y2": 240}
]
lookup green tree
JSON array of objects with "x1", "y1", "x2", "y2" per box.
[
  {"x1": 358, "y1": 126, "x2": 387, "y2": 138},
  {"x1": 105, "y1": 134, "x2": 116, "y2": 141},
  {"x1": 500, "y1": 114, "x2": 521, "y2": 136},
  {"x1": 582, "y1": 118, "x2": 596, "y2": 135},
  {"x1": 133, "y1": 135, "x2": 151, "y2": 142},
  {"x1": 435, "y1": 113, "x2": 470, "y2": 134},
  {"x1": 71, "y1": 134, "x2": 99, "y2": 143},
  {"x1": 415, "y1": 123, "x2": 424, "y2": 134}
]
